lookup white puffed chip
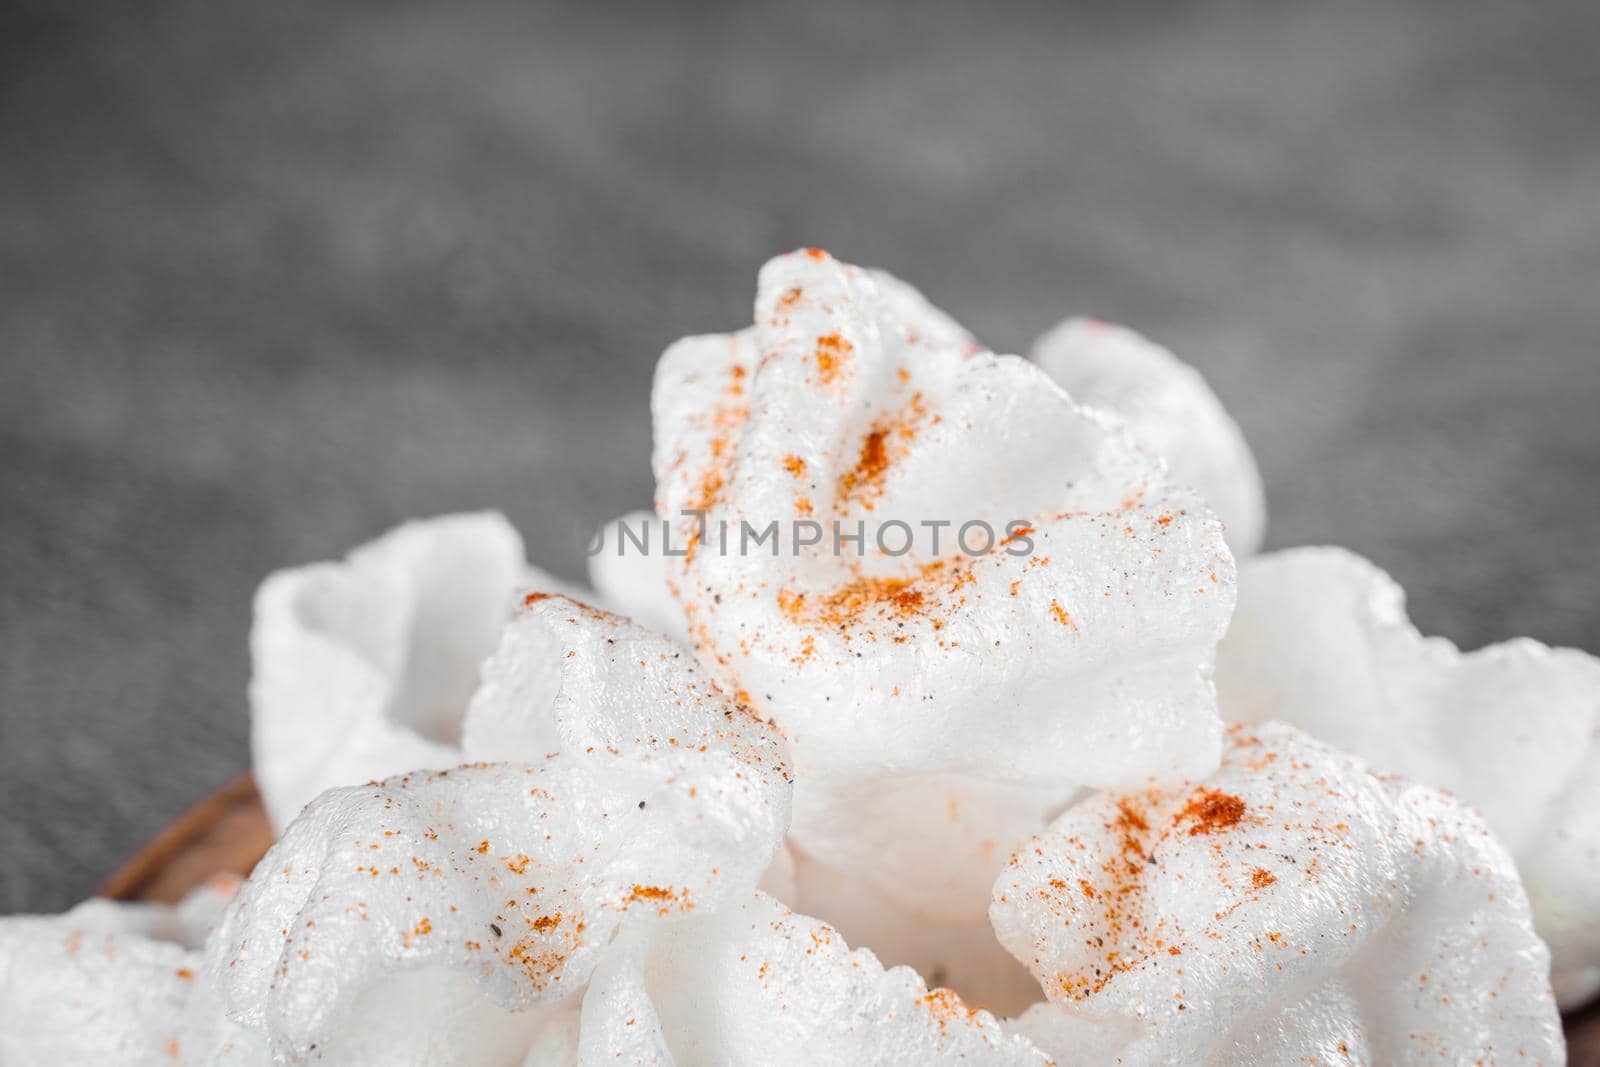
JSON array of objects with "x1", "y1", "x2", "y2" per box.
[
  {"x1": 577, "y1": 890, "x2": 1051, "y2": 1066},
  {"x1": 0, "y1": 885, "x2": 264, "y2": 1066},
  {"x1": 990, "y1": 722, "x2": 1564, "y2": 1065},
  {"x1": 211, "y1": 595, "x2": 792, "y2": 1061},
  {"x1": 1217, "y1": 544, "x2": 1600, "y2": 1007},
  {"x1": 1010, "y1": 978, "x2": 1374, "y2": 1065},
  {"x1": 206, "y1": 767, "x2": 584, "y2": 1062},
  {"x1": 648, "y1": 249, "x2": 1235, "y2": 1007},
  {"x1": 656, "y1": 251, "x2": 1228, "y2": 783},
  {"x1": 1032, "y1": 317, "x2": 1265, "y2": 556},
  {"x1": 518, "y1": 995, "x2": 582, "y2": 1065},
  {"x1": 653, "y1": 252, "x2": 1233, "y2": 787},
  {"x1": 250, "y1": 511, "x2": 584, "y2": 830},
  {"x1": 783, "y1": 775, "x2": 1071, "y2": 1015},
  {"x1": 460, "y1": 591, "x2": 793, "y2": 882}
]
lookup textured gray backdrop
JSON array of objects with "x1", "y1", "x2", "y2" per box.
[{"x1": 2, "y1": 0, "x2": 1598, "y2": 914}]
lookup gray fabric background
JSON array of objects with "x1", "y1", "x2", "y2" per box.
[{"x1": 2, "y1": 0, "x2": 1597, "y2": 914}]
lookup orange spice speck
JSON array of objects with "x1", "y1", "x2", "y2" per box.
[
  {"x1": 814, "y1": 332, "x2": 852, "y2": 386},
  {"x1": 842, "y1": 428, "x2": 888, "y2": 502},
  {"x1": 835, "y1": 393, "x2": 927, "y2": 511},
  {"x1": 917, "y1": 987, "x2": 982, "y2": 1032},
  {"x1": 629, "y1": 885, "x2": 675, "y2": 902},
  {"x1": 1174, "y1": 789, "x2": 1247, "y2": 836},
  {"x1": 1115, "y1": 797, "x2": 1149, "y2": 836},
  {"x1": 780, "y1": 573, "x2": 930, "y2": 631}
]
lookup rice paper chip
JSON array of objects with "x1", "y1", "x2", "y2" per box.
[
  {"x1": 1032, "y1": 317, "x2": 1265, "y2": 556},
  {"x1": 1009, "y1": 980, "x2": 1373, "y2": 1065},
  {"x1": 990, "y1": 722, "x2": 1564, "y2": 1065},
  {"x1": 652, "y1": 250, "x2": 1233, "y2": 788},
  {"x1": 1217, "y1": 545, "x2": 1600, "y2": 1007},
  {"x1": 0, "y1": 883, "x2": 263, "y2": 1065},
  {"x1": 460, "y1": 591, "x2": 793, "y2": 886},
  {"x1": 518, "y1": 996, "x2": 583, "y2": 1065},
  {"x1": 212, "y1": 595, "x2": 792, "y2": 1060},
  {"x1": 647, "y1": 249, "x2": 1234, "y2": 1007},
  {"x1": 575, "y1": 890, "x2": 1050, "y2": 1066},
  {"x1": 783, "y1": 774, "x2": 1071, "y2": 1015},
  {"x1": 784, "y1": 842, "x2": 1046, "y2": 1018},
  {"x1": 250, "y1": 511, "x2": 581, "y2": 830}
]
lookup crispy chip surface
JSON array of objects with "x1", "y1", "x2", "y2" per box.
[
  {"x1": 991, "y1": 722, "x2": 1564, "y2": 1065},
  {"x1": 1218, "y1": 545, "x2": 1600, "y2": 1007}
]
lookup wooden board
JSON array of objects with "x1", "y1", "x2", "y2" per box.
[{"x1": 99, "y1": 773, "x2": 274, "y2": 906}]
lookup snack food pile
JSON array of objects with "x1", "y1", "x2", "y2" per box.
[{"x1": 2, "y1": 250, "x2": 1592, "y2": 1064}]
